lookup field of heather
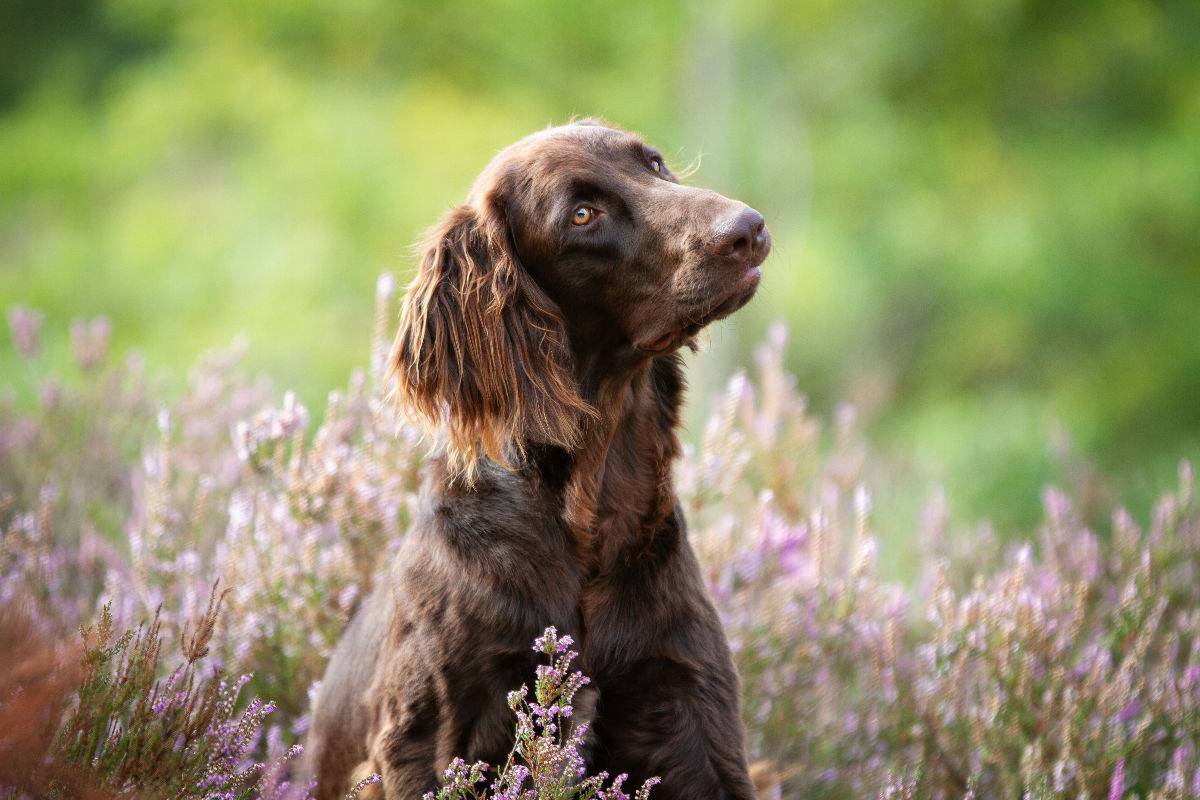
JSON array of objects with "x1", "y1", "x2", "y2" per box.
[{"x1": 3, "y1": 286, "x2": 1198, "y2": 799}]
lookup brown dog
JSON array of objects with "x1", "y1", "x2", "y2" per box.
[{"x1": 307, "y1": 120, "x2": 771, "y2": 800}]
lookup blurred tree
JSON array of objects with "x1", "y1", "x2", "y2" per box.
[
  {"x1": 0, "y1": 0, "x2": 168, "y2": 108},
  {"x1": 1, "y1": 0, "x2": 1197, "y2": 537}
]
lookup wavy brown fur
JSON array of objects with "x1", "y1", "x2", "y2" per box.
[{"x1": 388, "y1": 200, "x2": 596, "y2": 482}]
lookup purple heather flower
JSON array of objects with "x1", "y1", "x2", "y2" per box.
[
  {"x1": 337, "y1": 583, "x2": 360, "y2": 612},
  {"x1": 7, "y1": 305, "x2": 44, "y2": 359},
  {"x1": 38, "y1": 378, "x2": 61, "y2": 409},
  {"x1": 1183, "y1": 665, "x2": 1200, "y2": 689},
  {"x1": 1108, "y1": 758, "x2": 1125, "y2": 800},
  {"x1": 69, "y1": 315, "x2": 112, "y2": 371}
]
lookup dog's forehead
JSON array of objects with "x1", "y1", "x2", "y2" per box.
[
  {"x1": 467, "y1": 124, "x2": 649, "y2": 202},
  {"x1": 513, "y1": 123, "x2": 644, "y2": 164}
]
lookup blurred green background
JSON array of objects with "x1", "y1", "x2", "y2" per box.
[{"x1": 2, "y1": 0, "x2": 1198, "y2": 537}]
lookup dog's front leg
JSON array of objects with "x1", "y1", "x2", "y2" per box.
[
  {"x1": 583, "y1": 526, "x2": 756, "y2": 799},
  {"x1": 367, "y1": 666, "x2": 443, "y2": 799},
  {"x1": 588, "y1": 647, "x2": 756, "y2": 800},
  {"x1": 368, "y1": 645, "x2": 547, "y2": 799}
]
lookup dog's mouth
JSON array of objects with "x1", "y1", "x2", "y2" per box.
[{"x1": 636, "y1": 265, "x2": 762, "y2": 354}]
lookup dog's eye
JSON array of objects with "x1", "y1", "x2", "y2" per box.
[
  {"x1": 649, "y1": 158, "x2": 663, "y2": 174},
  {"x1": 572, "y1": 206, "x2": 595, "y2": 226}
]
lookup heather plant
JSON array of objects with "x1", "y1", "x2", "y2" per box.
[
  {"x1": 685, "y1": 325, "x2": 1200, "y2": 798},
  {"x1": 0, "y1": 585, "x2": 309, "y2": 799},
  {"x1": 50, "y1": 585, "x2": 307, "y2": 799},
  {"x1": 684, "y1": 327, "x2": 912, "y2": 797},
  {"x1": 2, "y1": 306, "x2": 154, "y2": 553},
  {"x1": 892, "y1": 479, "x2": 1200, "y2": 799},
  {"x1": 425, "y1": 628, "x2": 658, "y2": 800},
  {"x1": 4, "y1": 277, "x2": 422, "y2": 723},
  {"x1": 5, "y1": 292, "x2": 1200, "y2": 799}
]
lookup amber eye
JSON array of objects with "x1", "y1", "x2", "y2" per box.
[
  {"x1": 572, "y1": 206, "x2": 594, "y2": 226},
  {"x1": 649, "y1": 158, "x2": 663, "y2": 174}
]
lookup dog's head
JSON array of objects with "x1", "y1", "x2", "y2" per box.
[{"x1": 389, "y1": 120, "x2": 771, "y2": 478}]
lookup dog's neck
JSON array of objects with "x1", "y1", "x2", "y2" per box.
[{"x1": 559, "y1": 351, "x2": 686, "y2": 573}]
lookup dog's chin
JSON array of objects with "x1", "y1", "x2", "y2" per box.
[{"x1": 636, "y1": 266, "x2": 762, "y2": 354}]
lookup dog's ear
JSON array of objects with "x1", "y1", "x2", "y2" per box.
[{"x1": 388, "y1": 198, "x2": 594, "y2": 481}]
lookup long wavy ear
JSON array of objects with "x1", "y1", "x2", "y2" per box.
[{"x1": 387, "y1": 199, "x2": 595, "y2": 481}]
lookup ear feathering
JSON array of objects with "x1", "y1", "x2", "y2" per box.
[{"x1": 386, "y1": 201, "x2": 596, "y2": 482}]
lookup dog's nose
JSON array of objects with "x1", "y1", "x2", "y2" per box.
[{"x1": 712, "y1": 206, "x2": 768, "y2": 266}]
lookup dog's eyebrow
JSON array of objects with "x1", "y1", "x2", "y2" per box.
[
  {"x1": 636, "y1": 141, "x2": 666, "y2": 166},
  {"x1": 566, "y1": 176, "x2": 633, "y2": 219}
]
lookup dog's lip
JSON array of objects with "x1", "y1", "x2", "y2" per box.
[
  {"x1": 636, "y1": 266, "x2": 762, "y2": 354},
  {"x1": 639, "y1": 329, "x2": 677, "y2": 353}
]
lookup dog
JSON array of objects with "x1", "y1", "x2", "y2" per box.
[{"x1": 308, "y1": 119, "x2": 771, "y2": 800}]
